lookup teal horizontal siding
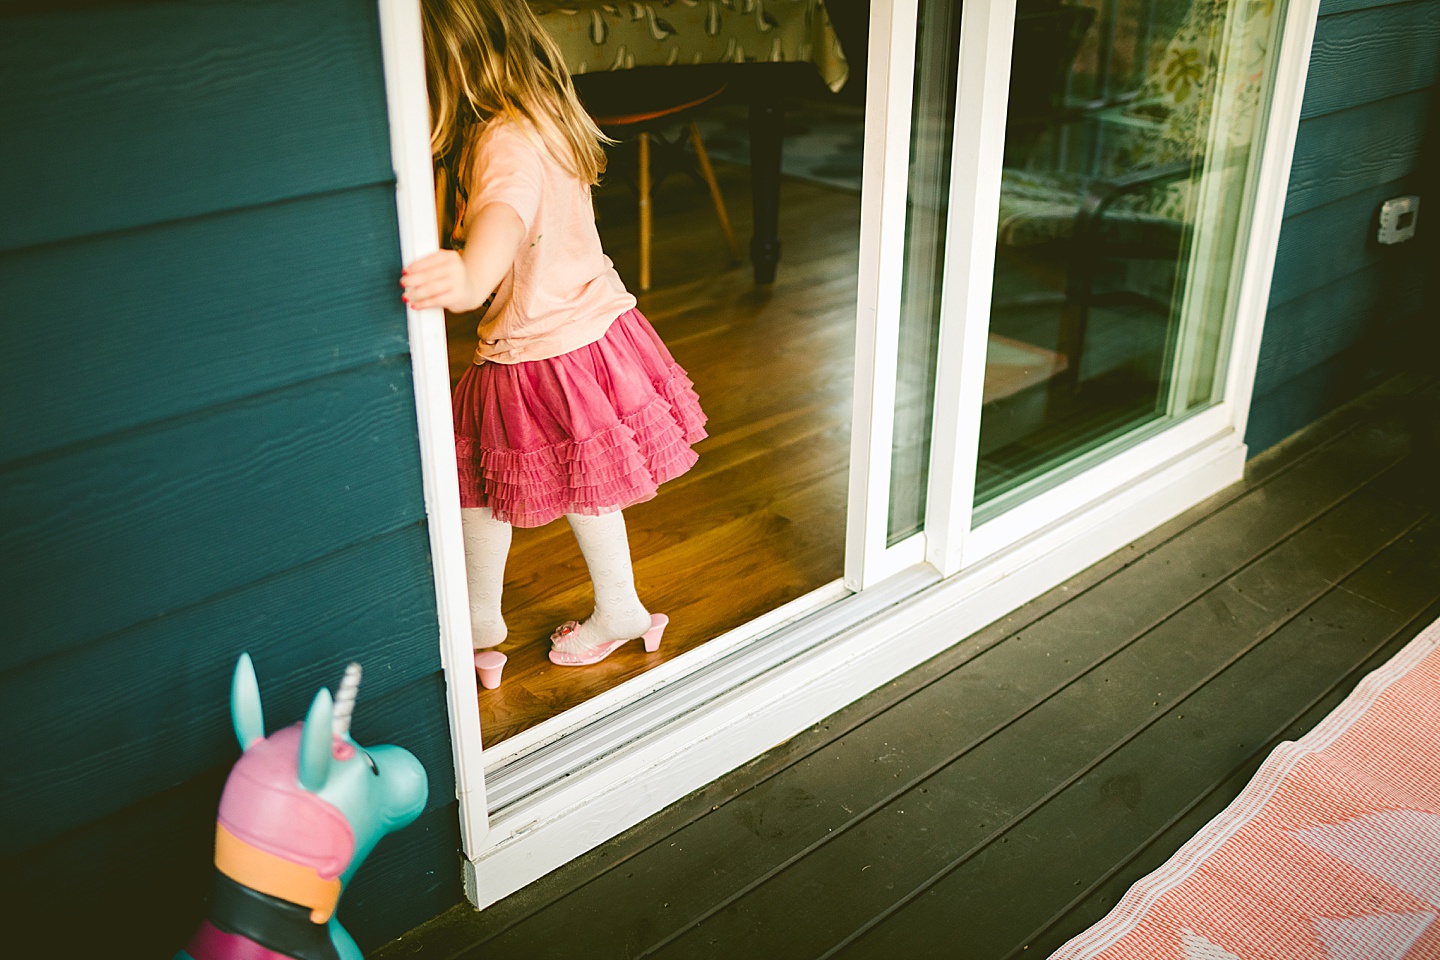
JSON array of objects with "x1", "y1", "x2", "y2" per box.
[
  {"x1": 0, "y1": 0, "x2": 394, "y2": 253},
  {"x1": 2, "y1": 2, "x2": 463, "y2": 948},
  {"x1": 0, "y1": 358, "x2": 428, "y2": 670},
  {"x1": 0, "y1": 764, "x2": 229, "y2": 955},
  {"x1": 1284, "y1": 91, "x2": 1432, "y2": 216},
  {"x1": 1299, "y1": 0, "x2": 1440, "y2": 119},
  {"x1": 0, "y1": 526, "x2": 445, "y2": 853},
  {"x1": 1255, "y1": 262, "x2": 1427, "y2": 391},
  {"x1": 1247, "y1": 328, "x2": 1409, "y2": 450},
  {"x1": 0, "y1": 723, "x2": 458, "y2": 955},
  {"x1": 1267, "y1": 177, "x2": 1422, "y2": 305},
  {"x1": 1319, "y1": 0, "x2": 1411, "y2": 13},
  {"x1": 3, "y1": 667, "x2": 460, "y2": 862},
  {"x1": 350, "y1": 674, "x2": 460, "y2": 821},
  {"x1": 1249, "y1": 0, "x2": 1438, "y2": 454},
  {"x1": 345, "y1": 803, "x2": 467, "y2": 951},
  {"x1": 0, "y1": 185, "x2": 411, "y2": 464}
]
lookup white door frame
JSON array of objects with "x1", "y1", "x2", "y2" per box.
[
  {"x1": 376, "y1": 0, "x2": 491, "y2": 857},
  {"x1": 924, "y1": 0, "x2": 1319, "y2": 575},
  {"x1": 845, "y1": 0, "x2": 929, "y2": 590},
  {"x1": 378, "y1": 0, "x2": 1321, "y2": 910},
  {"x1": 920, "y1": 0, "x2": 1021, "y2": 577}
]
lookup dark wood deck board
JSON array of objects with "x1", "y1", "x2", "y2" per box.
[
  {"x1": 1013, "y1": 598, "x2": 1440, "y2": 958},
  {"x1": 462, "y1": 456, "x2": 1414, "y2": 958},
  {"x1": 461, "y1": 387, "x2": 1420, "y2": 957},
  {"x1": 641, "y1": 479, "x2": 1428, "y2": 960},
  {"x1": 375, "y1": 377, "x2": 1440, "y2": 960},
  {"x1": 838, "y1": 541, "x2": 1431, "y2": 958}
]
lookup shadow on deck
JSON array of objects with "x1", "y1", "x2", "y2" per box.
[{"x1": 375, "y1": 375, "x2": 1440, "y2": 960}]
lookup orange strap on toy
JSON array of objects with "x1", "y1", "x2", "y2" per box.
[{"x1": 214, "y1": 824, "x2": 342, "y2": 924}]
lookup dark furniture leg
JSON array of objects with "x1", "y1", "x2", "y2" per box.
[{"x1": 748, "y1": 96, "x2": 784, "y2": 285}]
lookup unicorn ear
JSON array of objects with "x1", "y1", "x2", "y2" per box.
[
  {"x1": 231, "y1": 653, "x2": 265, "y2": 750},
  {"x1": 298, "y1": 687, "x2": 335, "y2": 792}
]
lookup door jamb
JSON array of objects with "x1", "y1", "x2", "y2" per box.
[{"x1": 376, "y1": 0, "x2": 491, "y2": 857}]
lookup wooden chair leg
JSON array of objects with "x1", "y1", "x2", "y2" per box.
[
  {"x1": 638, "y1": 131, "x2": 652, "y2": 292},
  {"x1": 689, "y1": 120, "x2": 741, "y2": 264}
]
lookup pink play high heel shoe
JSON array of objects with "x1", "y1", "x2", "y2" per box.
[
  {"x1": 473, "y1": 650, "x2": 507, "y2": 689},
  {"x1": 548, "y1": 613, "x2": 668, "y2": 667}
]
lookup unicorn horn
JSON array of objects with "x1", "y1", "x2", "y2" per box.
[{"x1": 331, "y1": 662, "x2": 362, "y2": 740}]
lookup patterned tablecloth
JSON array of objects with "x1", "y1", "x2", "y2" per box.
[{"x1": 532, "y1": 0, "x2": 850, "y2": 92}]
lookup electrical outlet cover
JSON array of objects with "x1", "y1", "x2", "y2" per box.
[{"x1": 1377, "y1": 195, "x2": 1419, "y2": 245}]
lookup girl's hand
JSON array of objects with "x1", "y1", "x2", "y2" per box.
[
  {"x1": 401, "y1": 250, "x2": 487, "y2": 313},
  {"x1": 401, "y1": 203, "x2": 524, "y2": 314}
]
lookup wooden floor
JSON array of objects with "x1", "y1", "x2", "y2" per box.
[
  {"x1": 447, "y1": 162, "x2": 858, "y2": 745},
  {"x1": 376, "y1": 374, "x2": 1440, "y2": 959}
]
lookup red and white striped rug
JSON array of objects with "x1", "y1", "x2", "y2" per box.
[{"x1": 1052, "y1": 619, "x2": 1440, "y2": 960}]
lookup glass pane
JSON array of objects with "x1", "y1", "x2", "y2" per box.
[
  {"x1": 976, "y1": 0, "x2": 1280, "y2": 511},
  {"x1": 887, "y1": 0, "x2": 966, "y2": 545}
]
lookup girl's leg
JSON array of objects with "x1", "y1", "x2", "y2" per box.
[
  {"x1": 461, "y1": 506, "x2": 511, "y2": 649},
  {"x1": 554, "y1": 510, "x2": 651, "y2": 653}
]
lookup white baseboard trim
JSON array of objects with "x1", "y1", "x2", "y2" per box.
[{"x1": 464, "y1": 429, "x2": 1246, "y2": 908}]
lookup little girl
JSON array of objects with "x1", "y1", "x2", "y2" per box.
[{"x1": 401, "y1": 0, "x2": 707, "y2": 668}]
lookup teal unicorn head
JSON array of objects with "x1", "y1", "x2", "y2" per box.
[{"x1": 176, "y1": 654, "x2": 429, "y2": 960}]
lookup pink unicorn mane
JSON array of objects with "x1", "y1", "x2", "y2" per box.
[{"x1": 216, "y1": 724, "x2": 356, "y2": 880}]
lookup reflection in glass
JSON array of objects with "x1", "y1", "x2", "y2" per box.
[
  {"x1": 887, "y1": 0, "x2": 965, "y2": 545},
  {"x1": 976, "y1": 0, "x2": 1280, "y2": 513}
]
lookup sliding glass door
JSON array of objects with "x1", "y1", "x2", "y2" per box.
[
  {"x1": 973, "y1": 0, "x2": 1278, "y2": 517},
  {"x1": 850, "y1": 0, "x2": 1286, "y2": 582},
  {"x1": 390, "y1": 0, "x2": 1309, "y2": 878}
]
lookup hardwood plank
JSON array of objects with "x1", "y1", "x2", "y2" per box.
[
  {"x1": 456, "y1": 428, "x2": 1416, "y2": 959},
  {"x1": 1255, "y1": 261, "x2": 1426, "y2": 394},
  {"x1": 1284, "y1": 90, "x2": 1433, "y2": 216},
  {"x1": 0, "y1": 186, "x2": 410, "y2": 463},
  {"x1": 840, "y1": 581, "x2": 1423, "y2": 959},
  {"x1": 0, "y1": 526, "x2": 443, "y2": 852},
  {"x1": 1298, "y1": 1, "x2": 1440, "y2": 120},
  {"x1": 478, "y1": 431, "x2": 849, "y2": 743},
  {"x1": 639, "y1": 482, "x2": 1423, "y2": 960},
  {"x1": 840, "y1": 376, "x2": 1430, "y2": 734},
  {"x1": 498, "y1": 402, "x2": 848, "y2": 587},
  {"x1": 0, "y1": 358, "x2": 426, "y2": 671},
  {"x1": 869, "y1": 451, "x2": 1434, "y2": 960},
  {"x1": 464, "y1": 167, "x2": 859, "y2": 744},
  {"x1": 477, "y1": 473, "x2": 849, "y2": 744},
  {"x1": 0, "y1": 0, "x2": 393, "y2": 253},
  {"x1": 599, "y1": 167, "x2": 859, "y2": 304},
  {"x1": 1267, "y1": 178, "x2": 1425, "y2": 307}
]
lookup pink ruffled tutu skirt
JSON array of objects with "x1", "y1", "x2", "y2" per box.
[{"x1": 453, "y1": 308, "x2": 707, "y2": 528}]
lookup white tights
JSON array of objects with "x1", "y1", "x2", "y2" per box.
[
  {"x1": 461, "y1": 507, "x2": 510, "y2": 649},
  {"x1": 460, "y1": 507, "x2": 650, "y2": 654}
]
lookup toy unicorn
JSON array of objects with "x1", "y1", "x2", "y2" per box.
[{"x1": 176, "y1": 654, "x2": 429, "y2": 960}]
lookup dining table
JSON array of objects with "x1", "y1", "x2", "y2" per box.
[{"x1": 532, "y1": 0, "x2": 851, "y2": 285}]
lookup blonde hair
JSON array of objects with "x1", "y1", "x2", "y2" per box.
[{"x1": 421, "y1": 0, "x2": 608, "y2": 185}]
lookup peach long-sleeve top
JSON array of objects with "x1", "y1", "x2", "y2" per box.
[{"x1": 452, "y1": 116, "x2": 635, "y2": 365}]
